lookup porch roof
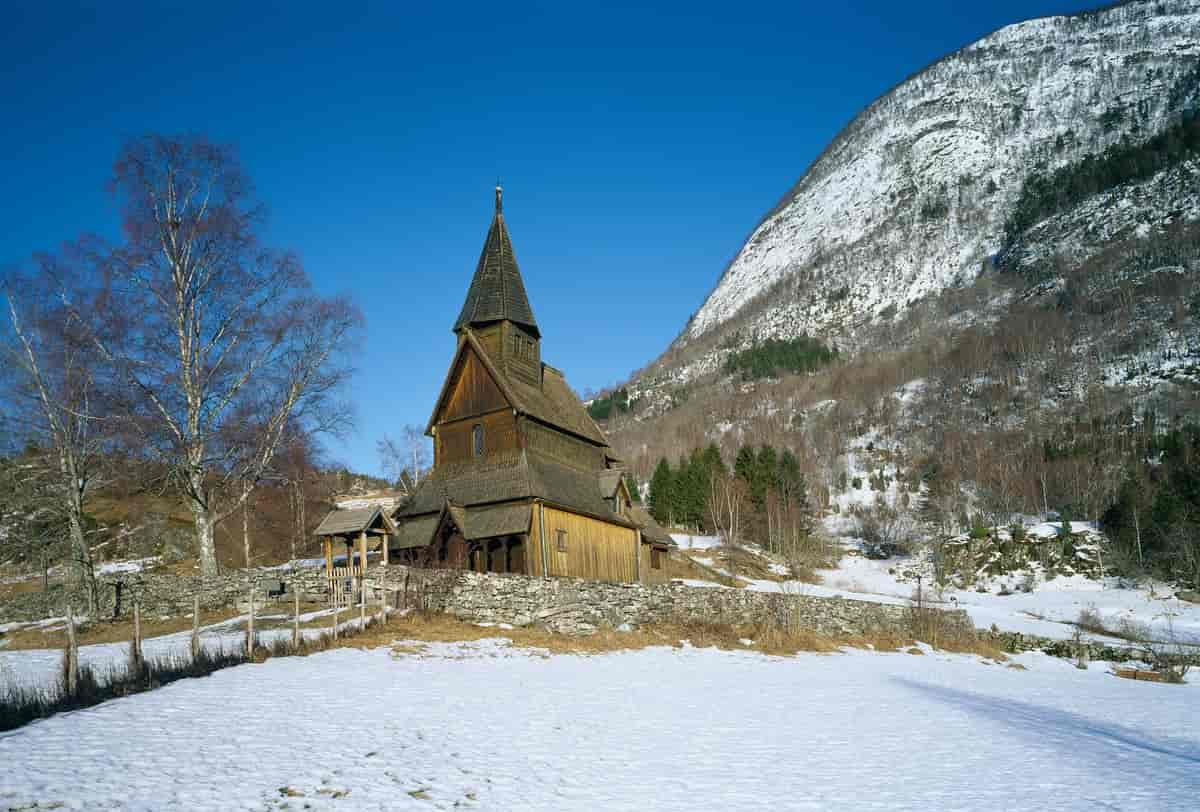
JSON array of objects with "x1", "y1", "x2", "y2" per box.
[{"x1": 313, "y1": 506, "x2": 393, "y2": 538}]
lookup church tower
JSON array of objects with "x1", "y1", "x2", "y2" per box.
[{"x1": 453, "y1": 185, "x2": 541, "y2": 387}]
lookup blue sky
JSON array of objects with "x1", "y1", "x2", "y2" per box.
[{"x1": 2, "y1": 0, "x2": 1099, "y2": 475}]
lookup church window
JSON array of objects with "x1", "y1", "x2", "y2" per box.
[
  {"x1": 556, "y1": 529, "x2": 568, "y2": 553},
  {"x1": 472, "y1": 423, "x2": 484, "y2": 457}
]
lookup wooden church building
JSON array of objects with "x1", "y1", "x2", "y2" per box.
[{"x1": 384, "y1": 187, "x2": 674, "y2": 583}]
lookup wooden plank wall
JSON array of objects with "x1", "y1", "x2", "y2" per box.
[
  {"x1": 640, "y1": 544, "x2": 671, "y2": 585},
  {"x1": 442, "y1": 349, "x2": 508, "y2": 422},
  {"x1": 437, "y1": 410, "x2": 518, "y2": 463},
  {"x1": 524, "y1": 420, "x2": 603, "y2": 471},
  {"x1": 541, "y1": 506, "x2": 637, "y2": 583},
  {"x1": 529, "y1": 511, "x2": 545, "y2": 576}
]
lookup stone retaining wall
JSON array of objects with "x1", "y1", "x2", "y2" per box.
[
  {"x1": 0, "y1": 567, "x2": 330, "y2": 623},
  {"x1": 983, "y1": 629, "x2": 1200, "y2": 666},
  {"x1": 1, "y1": 565, "x2": 976, "y2": 641},
  {"x1": 374, "y1": 566, "x2": 976, "y2": 638}
]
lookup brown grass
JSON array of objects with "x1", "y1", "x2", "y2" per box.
[
  {"x1": 0, "y1": 577, "x2": 54, "y2": 599},
  {"x1": 308, "y1": 610, "x2": 1006, "y2": 663},
  {"x1": 665, "y1": 553, "x2": 740, "y2": 587}
]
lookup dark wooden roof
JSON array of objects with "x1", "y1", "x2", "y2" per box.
[
  {"x1": 598, "y1": 470, "x2": 623, "y2": 499},
  {"x1": 454, "y1": 187, "x2": 539, "y2": 338},
  {"x1": 313, "y1": 506, "x2": 393, "y2": 537},
  {"x1": 395, "y1": 449, "x2": 636, "y2": 531},
  {"x1": 629, "y1": 505, "x2": 675, "y2": 548},
  {"x1": 428, "y1": 331, "x2": 607, "y2": 447}
]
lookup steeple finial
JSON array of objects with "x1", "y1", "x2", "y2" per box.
[{"x1": 495, "y1": 181, "x2": 503, "y2": 214}]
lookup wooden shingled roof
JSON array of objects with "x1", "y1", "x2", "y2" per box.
[
  {"x1": 430, "y1": 330, "x2": 607, "y2": 446},
  {"x1": 313, "y1": 506, "x2": 394, "y2": 537},
  {"x1": 629, "y1": 506, "x2": 675, "y2": 548},
  {"x1": 395, "y1": 449, "x2": 637, "y2": 530},
  {"x1": 453, "y1": 186, "x2": 539, "y2": 338}
]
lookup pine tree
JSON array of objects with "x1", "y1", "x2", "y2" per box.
[
  {"x1": 685, "y1": 447, "x2": 711, "y2": 528},
  {"x1": 702, "y1": 442, "x2": 725, "y2": 477},
  {"x1": 777, "y1": 449, "x2": 807, "y2": 512},
  {"x1": 734, "y1": 445, "x2": 756, "y2": 487},
  {"x1": 649, "y1": 458, "x2": 674, "y2": 525},
  {"x1": 754, "y1": 445, "x2": 778, "y2": 508}
]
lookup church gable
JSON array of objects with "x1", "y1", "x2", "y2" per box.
[{"x1": 435, "y1": 343, "x2": 510, "y2": 425}]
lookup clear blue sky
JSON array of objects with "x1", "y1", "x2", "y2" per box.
[{"x1": 2, "y1": 0, "x2": 1099, "y2": 475}]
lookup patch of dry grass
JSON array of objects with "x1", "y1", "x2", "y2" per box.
[
  {"x1": 318, "y1": 611, "x2": 1000, "y2": 662},
  {"x1": 669, "y1": 553, "x2": 740, "y2": 587},
  {"x1": 0, "y1": 576, "x2": 54, "y2": 598}
]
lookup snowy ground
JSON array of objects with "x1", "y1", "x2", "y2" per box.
[
  {"x1": 1, "y1": 639, "x2": 1196, "y2": 811},
  {"x1": 806, "y1": 506, "x2": 1200, "y2": 645},
  {"x1": 669, "y1": 532, "x2": 722, "y2": 550},
  {"x1": 673, "y1": 522, "x2": 1200, "y2": 646},
  {"x1": 807, "y1": 552, "x2": 1200, "y2": 645}
]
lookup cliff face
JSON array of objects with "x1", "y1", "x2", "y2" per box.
[{"x1": 678, "y1": 1, "x2": 1200, "y2": 352}]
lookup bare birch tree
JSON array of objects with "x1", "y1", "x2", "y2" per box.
[
  {"x1": 69, "y1": 135, "x2": 362, "y2": 576},
  {"x1": 708, "y1": 470, "x2": 745, "y2": 574},
  {"x1": 376, "y1": 424, "x2": 430, "y2": 495},
  {"x1": 1, "y1": 269, "x2": 110, "y2": 610}
]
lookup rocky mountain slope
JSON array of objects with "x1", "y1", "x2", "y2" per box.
[
  {"x1": 604, "y1": 1, "x2": 1200, "y2": 564},
  {"x1": 663, "y1": 0, "x2": 1200, "y2": 374}
]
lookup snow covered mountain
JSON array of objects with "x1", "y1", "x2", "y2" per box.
[{"x1": 677, "y1": 0, "x2": 1200, "y2": 351}]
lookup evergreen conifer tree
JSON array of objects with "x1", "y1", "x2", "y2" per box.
[{"x1": 648, "y1": 458, "x2": 673, "y2": 525}]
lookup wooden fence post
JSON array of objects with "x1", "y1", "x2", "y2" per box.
[
  {"x1": 131, "y1": 601, "x2": 143, "y2": 673},
  {"x1": 64, "y1": 603, "x2": 79, "y2": 697},
  {"x1": 191, "y1": 594, "x2": 201, "y2": 660},
  {"x1": 246, "y1": 587, "x2": 256, "y2": 658},
  {"x1": 358, "y1": 573, "x2": 366, "y2": 631},
  {"x1": 378, "y1": 584, "x2": 387, "y2": 626},
  {"x1": 331, "y1": 604, "x2": 338, "y2": 640},
  {"x1": 292, "y1": 582, "x2": 301, "y2": 649}
]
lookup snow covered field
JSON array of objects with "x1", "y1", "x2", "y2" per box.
[{"x1": 1, "y1": 639, "x2": 1196, "y2": 811}]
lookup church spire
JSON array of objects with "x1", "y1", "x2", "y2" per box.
[{"x1": 454, "y1": 186, "x2": 539, "y2": 338}]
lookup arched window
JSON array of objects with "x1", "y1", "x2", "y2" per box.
[{"x1": 472, "y1": 423, "x2": 484, "y2": 457}]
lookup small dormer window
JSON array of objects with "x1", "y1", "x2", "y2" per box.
[{"x1": 472, "y1": 424, "x2": 484, "y2": 457}]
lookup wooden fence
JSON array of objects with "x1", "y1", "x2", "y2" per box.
[{"x1": 327, "y1": 566, "x2": 364, "y2": 609}]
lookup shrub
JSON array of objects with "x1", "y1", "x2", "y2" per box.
[{"x1": 1076, "y1": 605, "x2": 1106, "y2": 634}]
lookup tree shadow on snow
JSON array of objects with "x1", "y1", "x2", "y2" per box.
[{"x1": 893, "y1": 677, "x2": 1200, "y2": 786}]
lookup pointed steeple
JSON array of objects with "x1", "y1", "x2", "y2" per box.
[{"x1": 454, "y1": 185, "x2": 539, "y2": 338}]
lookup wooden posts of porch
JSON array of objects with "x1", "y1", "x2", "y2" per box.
[
  {"x1": 324, "y1": 536, "x2": 333, "y2": 578},
  {"x1": 358, "y1": 530, "x2": 368, "y2": 575}
]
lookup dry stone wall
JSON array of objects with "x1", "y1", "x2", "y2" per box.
[
  {"x1": 0, "y1": 566, "x2": 330, "y2": 623},
  {"x1": 375, "y1": 566, "x2": 976, "y2": 638},
  {"x1": 1, "y1": 564, "x2": 975, "y2": 642}
]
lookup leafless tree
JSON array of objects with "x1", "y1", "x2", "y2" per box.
[
  {"x1": 68, "y1": 135, "x2": 362, "y2": 576},
  {"x1": 0, "y1": 455, "x2": 66, "y2": 591},
  {"x1": 1, "y1": 269, "x2": 112, "y2": 610},
  {"x1": 708, "y1": 470, "x2": 746, "y2": 575},
  {"x1": 377, "y1": 424, "x2": 430, "y2": 495}
]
